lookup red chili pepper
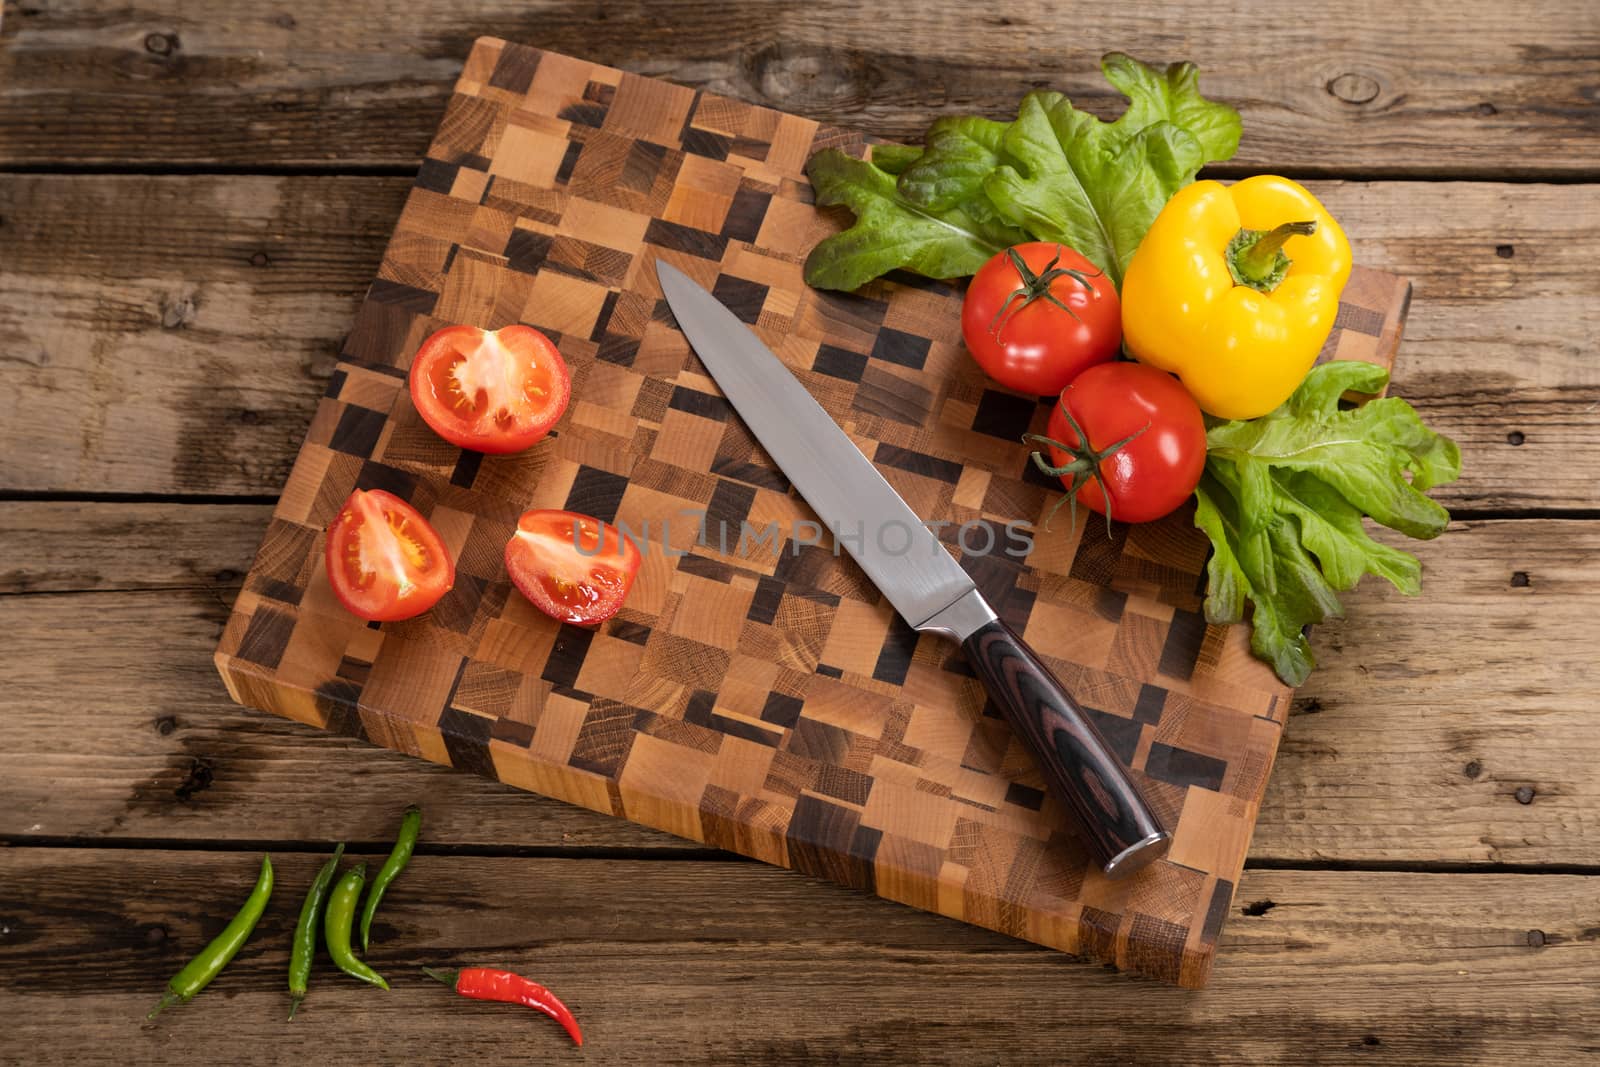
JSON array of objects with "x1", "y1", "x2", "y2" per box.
[{"x1": 423, "y1": 966, "x2": 583, "y2": 1046}]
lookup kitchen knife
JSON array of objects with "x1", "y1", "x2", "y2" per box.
[{"x1": 657, "y1": 260, "x2": 1171, "y2": 879}]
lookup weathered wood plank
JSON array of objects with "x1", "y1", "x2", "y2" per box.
[
  {"x1": 0, "y1": 502, "x2": 266, "y2": 594},
  {"x1": 3, "y1": 502, "x2": 1594, "y2": 866},
  {"x1": 2, "y1": 175, "x2": 1595, "y2": 508},
  {"x1": 1, "y1": 848, "x2": 1596, "y2": 1065},
  {"x1": 1, "y1": 2, "x2": 1596, "y2": 176}
]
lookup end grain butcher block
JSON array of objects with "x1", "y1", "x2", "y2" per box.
[{"x1": 215, "y1": 38, "x2": 1408, "y2": 988}]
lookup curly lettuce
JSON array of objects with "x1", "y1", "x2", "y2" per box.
[{"x1": 804, "y1": 53, "x2": 1241, "y2": 291}]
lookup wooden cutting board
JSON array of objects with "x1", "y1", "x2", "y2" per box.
[{"x1": 214, "y1": 37, "x2": 1409, "y2": 988}]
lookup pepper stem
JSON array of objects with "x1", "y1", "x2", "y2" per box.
[
  {"x1": 422, "y1": 967, "x2": 460, "y2": 989},
  {"x1": 146, "y1": 990, "x2": 183, "y2": 1021},
  {"x1": 1227, "y1": 220, "x2": 1318, "y2": 292}
]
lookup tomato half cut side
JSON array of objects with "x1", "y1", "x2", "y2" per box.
[
  {"x1": 409, "y1": 325, "x2": 572, "y2": 454},
  {"x1": 325, "y1": 489, "x2": 456, "y2": 622},
  {"x1": 504, "y1": 509, "x2": 642, "y2": 626}
]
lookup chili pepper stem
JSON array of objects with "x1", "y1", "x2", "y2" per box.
[
  {"x1": 422, "y1": 967, "x2": 459, "y2": 988},
  {"x1": 145, "y1": 990, "x2": 184, "y2": 1021},
  {"x1": 1226, "y1": 220, "x2": 1318, "y2": 292}
]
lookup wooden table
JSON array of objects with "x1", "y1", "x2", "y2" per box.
[{"x1": 3, "y1": 3, "x2": 1597, "y2": 1062}]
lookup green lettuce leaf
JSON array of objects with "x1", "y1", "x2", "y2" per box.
[
  {"x1": 803, "y1": 53, "x2": 1240, "y2": 291},
  {"x1": 896, "y1": 115, "x2": 1010, "y2": 211},
  {"x1": 1196, "y1": 361, "x2": 1463, "y2": 686},
  {"x1": 803, "y1": 149, "x2": 1026, "y2": 293},
  {"x1": 982, "y1": 93, "x2": 1208, "y2": 285},
  {"x1": 868, "y1": 143, "x2": 923, "y2": 175},
  {"x1": 1101, "y1": 53, "x2": 1243, "y2": 164}
]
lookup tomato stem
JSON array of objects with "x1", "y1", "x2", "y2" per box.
[
  {"x1": 988, "y1": 245, "x2": 1104, "y2": 342},
  {"x1": 1024, "y1": 399, "x2": 1150, "y2": 536}
]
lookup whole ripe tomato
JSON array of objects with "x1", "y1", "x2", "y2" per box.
[
  {"x1": 325, "y1": 489, "x2": 455, "y2": 621},
  {"x1": 1031, "y1": 363, "x2": 1207, "y2": 525},
  {"x1": 409, "y1": 324, "x2": 571, "y2": 454},
  {"x1": 961, "y1": 242, "x2": 1121, "y2": 396},
  {"x1": 505, "y1": 509, "x2": 642, "y2": 626}
]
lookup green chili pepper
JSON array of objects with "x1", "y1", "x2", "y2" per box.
[
  {"x1": 147, "y1": 854, "x2": 273, "y2": 1020},
  {"x1": 360, "y1": 804, "x2": 421, "y2": 953},
  {"x1": 324, "y1": 863, "x2": 388, "y2": 990},
  {"x1": 287, "y1": 843, "x2": 345, "y2": 1020}
]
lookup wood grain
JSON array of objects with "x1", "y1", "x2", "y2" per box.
[
  {"x1": 1, "y1": 2, "x2": 1596, "y2": 176},
  {"x1": 3, "y1": 505, "x2": 1592, "y2": 867},
  {"x1": 2, "y1": 848, "x2": 1597, "y2": 1066},
  {"x1": 4, "y1": 177, "x2": 1591, "y2": 508}
]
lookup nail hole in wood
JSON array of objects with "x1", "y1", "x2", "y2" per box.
[
  {"x1": 1514, "y1": 785, "x2": 1535, "y2": 804},
  {"x1": 1507, "y1": 431, "x2": 1525, "y2": 446},
  {"x1": 1510, "y1": 571, "x2": 1530, "y2": 588}
]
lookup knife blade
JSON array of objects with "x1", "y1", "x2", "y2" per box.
[{"x1": 657, "y1": 260, "x2": 1170, "y2": 878}]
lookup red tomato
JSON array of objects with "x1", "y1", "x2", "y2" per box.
[
  {"x1": 1035, "y1": 363, "x2": 1206, "y2": 525},
  {"x1": 409, "y1": 325, "x2": 571, "y2": 454},
  {"x1": 504, "y1": 509, "x2": 642, "y2": 626},
  {"x1": 961, "y1": 242, "x2": 1121, "y2": 396},
  {"x1": 324, "y1": 489, "x2": 455, "y2": 621}
]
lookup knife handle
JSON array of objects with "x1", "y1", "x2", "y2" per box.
[{"x1": 962, "y1": 618, "x2": 1171, "y2": 878}]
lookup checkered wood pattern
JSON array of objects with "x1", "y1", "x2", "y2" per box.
[{"x1": 214, "y1": 38, "x2": 1410, "y2": 987}]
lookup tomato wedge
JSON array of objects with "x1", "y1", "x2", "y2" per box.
[
  {"x1": 325, "y1": 489, "x2": 455, "y2": 622},
  {"x1": 409, "y1": 325, "x2": 571, "y2": 454},
  {"x1": 504, "y1": 509, "x2": 641, "y2": 626}
]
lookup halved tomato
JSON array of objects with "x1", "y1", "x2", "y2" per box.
[
  {"x1": 409, "y1": 324, "x2": 571, "y2": 454},
  {"x1": 504, "y1": 509, "x2": 641, "y2": 626},
  {"x1": 325, "y1": 489, "x2": 455, "y2": 622}
]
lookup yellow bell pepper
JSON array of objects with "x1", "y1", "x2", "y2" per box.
[{"x1": 1120, "y1": 175, "x2": 1352, "y2": 420}]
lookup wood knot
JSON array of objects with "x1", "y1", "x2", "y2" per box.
[
  {"x1": 1507, "y1": 430, "x2": 1526, "y2": 446},
  {"x1": 1514, "y1": 785, "x2": 1536, "y2": 805},
  {"x1": 159, "y1": 293, "x2": 197, "y2": 329},
  {"x1": 174, "y1": 757, "x2": 215, "y2": 802},
  {"x1": 272, "y1": 13, "x2": 297, "y2": 29},
  {"x1": 1477, "y1": 102, "x2": 1499, "y2": 116},
  {"x1": 1362, "y1": 1035, "x2": 1382, "y2": 1047},
  {"x1": 144, "y1": 32, "x2": 178, "y2": 56},
  {"x1": 145, "y1": 924, "x2": 169, "y2": 944},
  {"x1": 1241, "y1": 899, "x2": 1277, "y2": 916},
  {"x1": 153, "y1": 715, "x2": 177, "y2": 736},
  {"x1": 1496, "y1": 244, "x2": 1515, "y2": 259},
  {"x1": 1510, "y1": 571, "x2": 1530, "y2": 588},
  {"x1": 249, "y1": 251, "x2": 272, "y2": 268},
  {"x1": 746, "y1": 42, "x2": 874, "y2": 108},
  {"x1": 1327, "y1": 72, "x2": 1381, "y2": 105},
  {"x1": 1463, "y1": 760, "x2": 1483, "y2": 779},
  {"x1": 1526, "y1": 929, "x2": 1547, "y2": 947}
]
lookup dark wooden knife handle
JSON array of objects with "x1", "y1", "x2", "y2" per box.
[{"x1": 962, "y1": 618, "x2": 1170, "y2": 878}]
